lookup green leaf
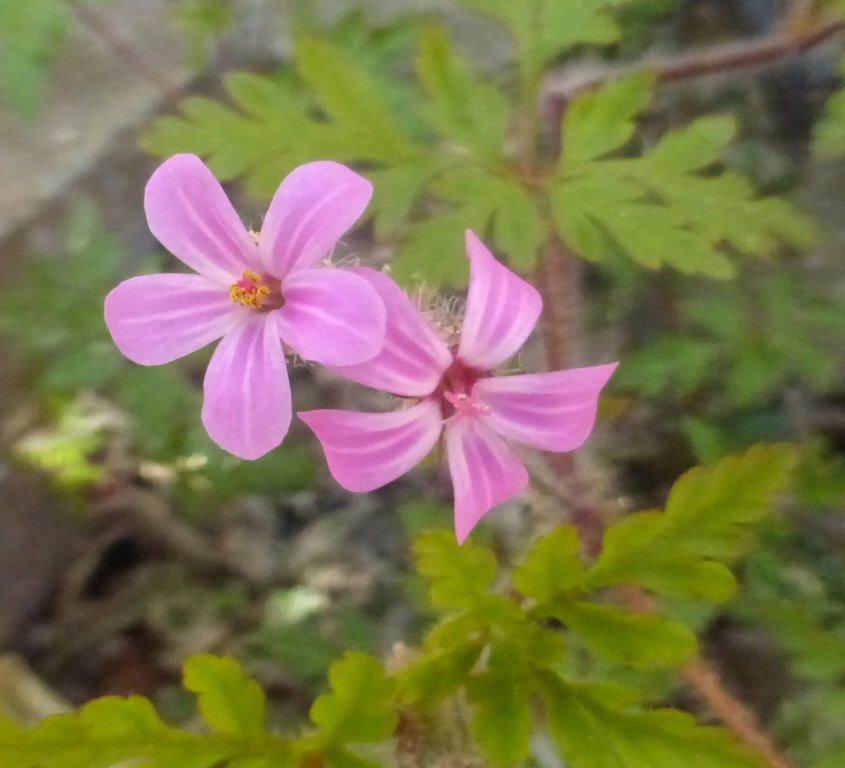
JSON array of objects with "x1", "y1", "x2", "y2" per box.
[
  {"x1": 617, "y1": 268, "x2": 845, "y2": 410},
  {"x1": 392, "y1": 210, "x2": 478, "y2": 286},
  {"x1": 467, "y1": 649, "x2": 532, "y2": 766},
  {"x1": 514, "y1": 525, "x2": 587, "y2": 603},
  {"x1": 491, "y1": 182, "x2": 544, "y2": 271},
  {"x1": 552, "y1": 601, "x2": 698, "y2": 668},
  {"x1": 413, "y1": 530, "x2": 498, "y2": 611},
  {"x1": 646, "y1": 116, "x2": 737, "y2": 171},
  {"x1": 397, "y1": 642, "x2": 481, "y2": 705},
  {"x1": 615, "y1": 338, "x2": 720, "y2": 400},
  {"x1": 562, "y1": 72, "x2": 655, "y2": 167},
  {"x1": 543, "y1": 677, "x2": 766, "y2": 768},
  {"x1": 393, "y1": 167, "x2": 543, "y2": 286},
  {"x1": 369, "y1": 161, "x2": 440, "y2": 237},
  {"x1": 416, "y1": 25, "x2": 511, "y2": 155},
  {"x1": 294, "y1": 35, "x2": 416, "y2": 162},
  {"x1": 310, "y1": 652, "x2": 396, "y2": 746},
  {"x1": 585, "y1": 445, "x2": 797, "y2": 599},
  {"x1": 0, "y1": 695, "x2": 283, "y2": 768},
  {"x1": 553, "y1": 79, "x2": 816, "y2": 277},
  {"x1": 183, "y1": 655, "x2": 266, "y2": 737}
]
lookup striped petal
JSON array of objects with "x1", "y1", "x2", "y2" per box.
[
  {"x1": 277, "y1": 267, "x2": 386, "y2": 366},
  {"x1": 259, "y1": 161, "x2": 372, "y2": 278},
  {"x1": 457, "y1": 230, "x2": 542, "y2": 370},
  {"x1": 104, "y1": 273, "x2": 242, "y2": 365},
  {"x1": 202, "y1": 314, "x2": 291, "y2": 460},
  {"x1": 144, "y1": 154, "x2": 259, "y2": 285},
  {"x1": 299, "y1": 400, "x2": 443, "y2": 493},
  {"x1": 474, "y1": 363, "x2": 618, "y2": 452},
  {"x1": 446, "y1": 416, "x2": 529, "y2": 544},
  {"x1": 329, "y1": 267, "x2": 452, "y2": 397}
]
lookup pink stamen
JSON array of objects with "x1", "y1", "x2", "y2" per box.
[{"x1": 443, "y1": 390, "x2": 490, "y2": 420}]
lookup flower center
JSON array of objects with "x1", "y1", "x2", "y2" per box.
[
  {"x1": 438, "y1": 359, "x2": 490, "y2": 420},
  {"x1": 229, "y1": 270, "x2": 281, "y2": 310}
]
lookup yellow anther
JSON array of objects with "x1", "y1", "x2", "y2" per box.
[{"x1": 230, "y1": 269, "x2": 272, "y2": 309}]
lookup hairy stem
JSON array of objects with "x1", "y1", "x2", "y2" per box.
[
  {"x1": 542, "y1": 16, "x2": 845, "y2": 109},
  {"x1": 684, "y1": 659, "x2": 799, "y2": 768}
]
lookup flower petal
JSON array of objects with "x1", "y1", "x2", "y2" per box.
[
  {"x1": 277, "y1": 268, "x2": 386, "y2": 366},
  {"x1": 299, "y1": 400, "x2": 443, "y2": 492},
  {"x1": 202, "y1": 315, "x2": 291, "y2": 460},
  {"x1": 446, "y1": 416, "x2": 529, "y2": 544},
  {"x1": 144, "y1": 154, "x2": 260, "y2": 285},
  {"x1": 329, "y1": 268, "x2": 452, "y2": 397},
  {"x1": 474, "y1": 363, "x2": 618, "y2": 452},
  {"x1": 104, "y1": 273, "x2": 242, "y2": 365},
  {"x1": 259, "y1": 161, "x2": 373, "y2": 278},
  {"x1": 457, "y1": 230, "x2": 542, "y2": 370}
]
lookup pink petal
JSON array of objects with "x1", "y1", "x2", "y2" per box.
[
  {"x1": 329, "y1": 268, "x2": 453, "y2": 397},
  {"x1": 457, "y1": 230, "x2": 542, "y2": 370},
  {"x1": 144, "y1": 154, "x2": 260, "y2": 285},
  {"x1": 474, "y1": 363, "x2": 618, "y2": 452},
  {"x1": 277, "y1": 268, "x2": 386, "y2": 366},
  {"x1": 299, "y1": 400, "x2": 443, "y2": 493},
  {"x1": 259, "y1": 161, "x2": 373, "y2": 278},
  {"x1": 446, "y1": 416, "x2": 529, "y2": 544},
  {"x1": 202, "y1": 315, "x2": 291, "y2": 460},
  {"x1": 104, "y1": 273, "x2": 242, "y2": 365}
]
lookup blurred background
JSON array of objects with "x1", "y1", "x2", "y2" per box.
[{"x1": 0, "y1": 0, "x2": 843, "y2": 764}]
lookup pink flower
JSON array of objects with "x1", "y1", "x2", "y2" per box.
[
  {"x1": 105, "y1": 155, "x2": 386, "y2": 460},
  {"x1": 299, "y1": 231, "x2": 617, "y2": 543}
]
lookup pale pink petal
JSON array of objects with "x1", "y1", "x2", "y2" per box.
[
  {"x1": 202, "y1": 315, "x2": 291, "y2": 460},
  {"x1": 144, "y1": 154, "x2": 260, "y2": 285},
  {"x1": 259, "y1": 161, "x2": 373, "y2": 278},
  {"x1": 446, "y1": 416, "x2": 529, "y2": 544},
  {"x1": 299, "y1": 400, "x2": 443, "y2": 493},
  {"x1": 104, "y1": 273, "x2": 243, "y2": 365},
  {"x1": 474, "y1": 363, "x2": 618, "y2": 452},
  {"x1": 457, "y1": 230, "x2": 542, "y2": 370},
  {"x1": 277, "y1": 268, "x2": 386, "y2": 366},
  {"x1": 329, "y1": 268, "x2": 452, "y2": 397}
]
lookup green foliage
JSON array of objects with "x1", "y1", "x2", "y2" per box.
[
  {"x1": 13, "y1": 395, "x2": 113, "y2": 489},
  {"x1": 0, "y1": 654, "x2": 393, "y2": 768},
  {"x1": 551, "y1": 601, "x2": 697, "y2": 668},
  {"x1": 584, "y1": 444, "x2": 796, "y2": 601},
  {"x1": 617, "y1": 267, "x2": 845, "y2": 409},
  {"x1": 184, "y1": 655, "x2": 266, "y2": 737},
  {"x1": 552, "y1": 74, "x2": 815, "y2": 278},
  {"x1": 542, "y1": 677, "x2": 765, "y2": 768},
  {"x1": 0, "y1": 0, "x2": 68, "y2": 117},
  {"x1": 413, "y1": 530, "x2": 498, "y2": 611},
  {"x1": 394, "y1": 446, "x2": 794, "y2": 765},
  {"x1": 416, "y1": 25, "x2": 509, "y2": 155},
  {"x1": 1, "y1": 446, "x2": 796, "y2": 768},
  {"x1": 309, "y1": 652, "x2": 396, "y2": 748},
  {"x1": 728, "y1": 454, "x2": 845, "y2": 767},
  {"x1": 141, "y1": 4, "x2": 814, "y2": 287},
  {"x1": 0, "y1": 203, "x2": 124, "y2": 395}
]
